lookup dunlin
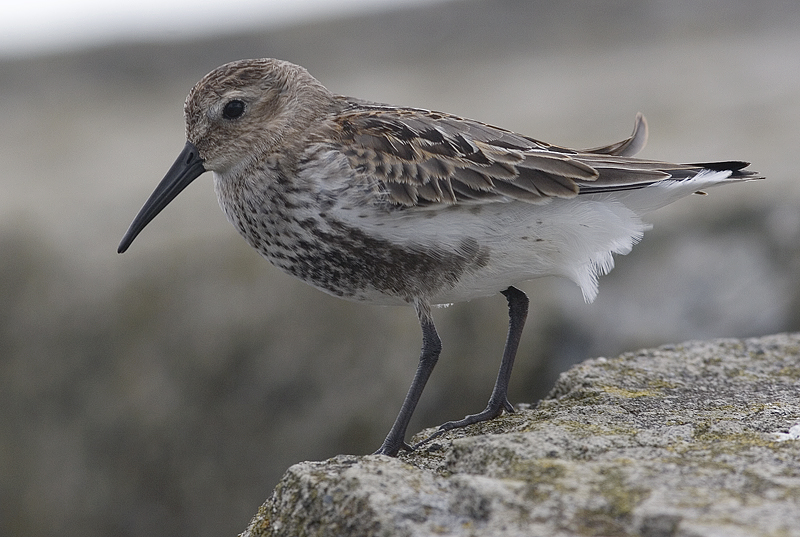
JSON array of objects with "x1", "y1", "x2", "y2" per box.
[{"x1": 118, "y1": 58, "x2": 761, "y2": 456}]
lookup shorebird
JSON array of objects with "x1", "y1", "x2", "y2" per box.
[{"x1": 118, "y1": 58, "x2": 761, "y2": 456}]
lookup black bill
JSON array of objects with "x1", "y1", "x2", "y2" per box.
[{"x1": 118, "y1": 141, "x2": 206, "y2": 253}]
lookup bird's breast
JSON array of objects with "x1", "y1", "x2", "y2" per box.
[{"x1": 214, "y1": 169, "x2": 491, "y2": 305}]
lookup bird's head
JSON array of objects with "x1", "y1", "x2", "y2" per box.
[{"x1": 117, "y1": 58, "x2": 331, "y2": 253}]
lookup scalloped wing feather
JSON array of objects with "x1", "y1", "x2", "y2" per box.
[
  {"x1": 336, "y1": 105, "x2": 599, "y2": 207},
  {"x1": 333, "y1": 104, "x2": 759, "y2": 208}
]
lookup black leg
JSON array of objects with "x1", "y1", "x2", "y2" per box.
[
  {"x1": 414, "y1": 286, "x2": 529, "y2": 448},
  {"x1": 374, "y1": 302, "x2": 442, "y2": 456}
]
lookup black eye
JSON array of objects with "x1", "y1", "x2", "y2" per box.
[{"x1": 222, "y1": 100, "x2": 245, "y2": 120}]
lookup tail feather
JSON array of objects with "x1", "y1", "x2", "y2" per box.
[
  {"x1": 689, "y1": 160, "x2": 764, "y2": 180},
  {"x1": 584, "y1": 112, "x2": 649, "y2": 157},
  {"x1": 578, "y1": 160, "x2": 762, "y2": 195}
]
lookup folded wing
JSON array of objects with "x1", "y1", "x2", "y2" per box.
[{"x1": 333, "y1": 103, "x2": 761, "y2": 208}]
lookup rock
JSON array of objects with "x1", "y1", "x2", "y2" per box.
[{"x1": 242, "y1": 334, "x2": 800, "y2": 537}]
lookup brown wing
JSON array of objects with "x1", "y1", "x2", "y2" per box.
[
  {"x1": 334, "y1": 101, "x2": 600, "y2": 206},
  {"x1": 333, "y1": 102, "x2": 754, "y2": 207}
]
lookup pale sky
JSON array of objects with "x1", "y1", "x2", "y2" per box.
[{"x1": 0, "y1": 0, "x2": 447, "y2": 58}]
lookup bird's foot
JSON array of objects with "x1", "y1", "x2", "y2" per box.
[
  {"x1": 412, "y1": 398, "x2": 514, "y2": 450},
  {"x1": 373, "y1": 439, "x2": 414, "y2": 457}
]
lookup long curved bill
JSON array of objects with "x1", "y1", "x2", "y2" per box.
[{"x1": 118, "y1": 141, "x2": 206, "y2": 253}]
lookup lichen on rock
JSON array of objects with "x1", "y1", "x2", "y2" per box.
[{"x1": 241, "y1": 334, "x2": 800, "y2": 537}]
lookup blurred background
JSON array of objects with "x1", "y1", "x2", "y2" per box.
[{"x1": 1, "y1": 0, "x2": 798, "y2": 535}]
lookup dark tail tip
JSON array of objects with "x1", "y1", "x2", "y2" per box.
[
  {"x1": 691, "y1": 160, "x2": 749, "y2": 172},
  {"x1": 690, "y1": 160, "x2": 763, "y2": 180}
]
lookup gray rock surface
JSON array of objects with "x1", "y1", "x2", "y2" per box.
[{"x1": 243, "y1": 333, "x2": 800, "y2": 537}]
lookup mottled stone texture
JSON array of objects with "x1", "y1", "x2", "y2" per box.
[{"x1": 241, "y1": 333, "x2": 800, "y2": 537}]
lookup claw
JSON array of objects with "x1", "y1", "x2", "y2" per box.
[
  {"x1": 373, "y1": 440, "x2": 413, "y2": 456},
  {"x1": 412, "y1": 398, "x2": 516, "y2": 451}
]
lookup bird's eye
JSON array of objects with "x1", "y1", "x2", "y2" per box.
[{"x1": 222, "y1": 100, "x2": 245, "y2": 120}]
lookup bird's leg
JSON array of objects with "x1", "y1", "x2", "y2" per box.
[
  {"x1": 374, "y1": 300, "x2": 442, "y2": 456},
  {"x1": 414, "y1": 286, "x2": 529, "y2": 449}
]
